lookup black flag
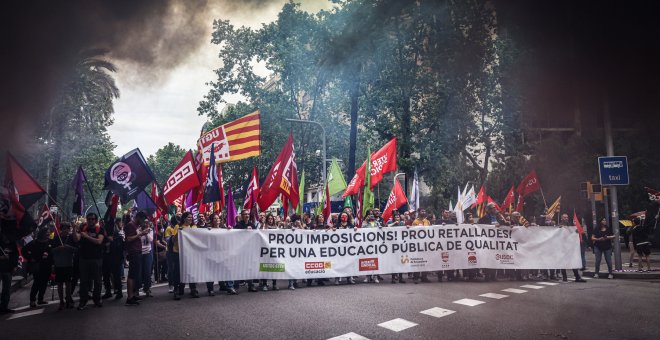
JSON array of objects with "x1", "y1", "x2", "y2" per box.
[{"x1": 104, "y1": 148, "x2": 155, "y2": 203}]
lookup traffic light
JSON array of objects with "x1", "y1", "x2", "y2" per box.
[
  {"x1": 579, "y1": 182, "x2": 589, "y2": 199},
  {"x1": 592, "y1": 184, "x2": 602, "y2": 193}
]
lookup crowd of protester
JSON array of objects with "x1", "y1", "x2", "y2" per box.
[{"x1": 0, "y1": 202, "x2": 655, "y2": 314}]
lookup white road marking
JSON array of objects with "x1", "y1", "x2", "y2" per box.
[
  {"x1": 520, "y1": 284, "x2": 544, "y2": 289},
  {"x1": 479, "y1": 293, "x2": 508, "y2": 299},
  {"x1": 453, "y1": 298, "x2": 485, "y2": 307},
  {"x1": 536, "y1": 282, "x2": 560, "y2": 286},
  {"x1": 420, "y1": 307, "x2": 456, "y2": 318},
  {"x1": 327, "y1": 332, "x2": 370, "y2": 340},
  {"x1": 502, "y1": 288, "x2": 527, "y2": 294},
  {"x1": 378, "y1": 318, "x2": 418, "y2": 332},
  {"x1": 7, "y1": 308, "x2": 45, "y2": 320}
]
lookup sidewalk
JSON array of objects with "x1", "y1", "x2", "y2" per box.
[{"x1": 583, "y1": 247, "x2": 660, "y2": 279}]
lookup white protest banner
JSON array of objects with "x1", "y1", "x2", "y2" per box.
[{"x1": 179, "y1": 225, "x2": 582, "y2": 283}]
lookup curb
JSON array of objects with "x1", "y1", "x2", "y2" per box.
[{"x1": 583, "y1": 270, "x2": 660, "y2": 280}]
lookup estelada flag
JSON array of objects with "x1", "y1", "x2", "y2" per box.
[
  {"x1": 382, "y1": 179, "x2": 408, "y2": 223},
  {"x1": 258, "y1": 133, "x2": 299, "y2": 210},
  {"x1": 198, "y1": 110, "x2": 261, "y2": 165},
  {"x1": 343, "y1": 138, "x2": 397, "y2": 197},
  {"x1": 203, "y1": 143, "x2": 222, "y2": 204},
  {"x1": 244, "y1": 166, "x2": 260, "y2": 210},
  {"x1": 546, "y1": 196, "x2": 561, "y2": 220},
  {"x1": 500, "y1": 186, "x2": 515, "y2": 212},
  {"x1": 516, "y1": 170, "x2": 541, "y2": 197},
  {"x1": 573, "y1": 211, "x2": 585, "y2": 243},
  {"x1": 163, "y1": 150, "x2": 200, "y2": 204}
]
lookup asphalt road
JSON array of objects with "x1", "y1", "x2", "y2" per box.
[{"x1": 2, "y1": 275, "x2": 659, "y2": 340}]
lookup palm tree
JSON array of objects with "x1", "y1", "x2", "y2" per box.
[{"x1": 48, "y1": 49, "x2": 120, "y2": 205}]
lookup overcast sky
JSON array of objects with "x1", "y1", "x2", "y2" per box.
[{"x1": 108, "y1": 0, "x2": 332, "y2": 157}]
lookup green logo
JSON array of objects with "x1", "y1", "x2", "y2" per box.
[{"x1": 259, "y1": 263, "x2": 285, "y2": 272}]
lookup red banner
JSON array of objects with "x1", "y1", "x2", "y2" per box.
[
  {"x1": 343, "y1": 138, "x2": 397, "y2": 197},
  {"x1": 244, "y1": 166, "x2": 260, "y2": 210},
  {"x1": 162, "y1": 151, "x2": 200, "y2": 203},
  {"x1": 500, "y1": 186, "x2": 515, "y2": 212}
]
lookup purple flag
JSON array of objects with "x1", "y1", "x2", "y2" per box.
[
  {"x1": 227, "y1": 185, "x2": 237, "y2": 228},
  {"x1": 72, "y1": 167, "x2": 87, "y2": 215},
  {"x1": 135, "y1": 190, "x2": 157, "y2": 215},
  {"x1": 184, "y1": 190, "x2": 198, "y2": 222}
]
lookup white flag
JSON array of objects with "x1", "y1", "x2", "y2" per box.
[
  {"x1": 462, "y1": 185, "x2": 476, "y2": 210},
  {"x1": 410, "y1": 169, "x2": 420, "y2": 212}
]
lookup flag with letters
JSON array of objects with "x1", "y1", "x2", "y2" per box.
[
  {"x1": 163, "y1": 151, "x2": 200, "y2": 204},
  {"x1": 197, "y1": 110, "x2": 261, "y2": 165}
]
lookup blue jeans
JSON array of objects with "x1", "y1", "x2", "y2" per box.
[
  {"x1": 594, "y1": 247, "x2": 613, "y2": 274},
  {"x1": 139, "y1": 250, "x2": 154, "y2": 292}
]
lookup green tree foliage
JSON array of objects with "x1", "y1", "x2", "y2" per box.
[
  {"x1": 26, "y1": 49, "x2": 119, "y2": 216},
  {"x1": 147, "y1": 143, "x2": 187, "y2": 187}
]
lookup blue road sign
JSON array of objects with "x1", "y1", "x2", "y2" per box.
[{"x1": 598, "y1": 156, "x2": 629, "y2": 186}]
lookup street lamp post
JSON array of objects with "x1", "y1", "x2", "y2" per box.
[{"x1": 285, "y1": 119, "x2": 326, "y2": 187}]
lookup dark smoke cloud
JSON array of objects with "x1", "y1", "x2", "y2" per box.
[{"x1": 0, "y1": 0, "x2": 276, "y2": 154}]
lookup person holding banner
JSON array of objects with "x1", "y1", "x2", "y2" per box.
[
  {"x1": 235, "y1": 209, "x2": 259, "y2": 292},
  {"x1": 592, "y1": 218, "x2": 615, "y2": 279},
  {"x1": 334, "y1": 212, "x2": 356, "y2": 285},
  {"x1": 388, "y1": 214, "x2": 407, "y2": 284},
  {"x1": 558, "y1": 214, "x2": 586, "y2": 282},
  {"x1": 166, "y1": 212, "x2": 199, "y2": 299},
  {"x1": 260, "y1": 214, "x2": 280, "y2": 291},
  {"x1": 478, "y1": 203, "x2": 506, "y2": 282},
  {"x1": 412, "y1": 209, "x2": 433, "y2": 284}
]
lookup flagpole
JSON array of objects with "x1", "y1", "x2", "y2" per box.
[
  {"x1": 539, "y1": 187, "x2": 548, "y2": 209},
  {"x1": 84, "y1": 179, "x2": 102, "y2": 218}
]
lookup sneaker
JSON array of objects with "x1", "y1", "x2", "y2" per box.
[
  {"x1": 102, "y1": 292, "x2": 113, "y2": 299},
  {"x1": 349, "y1": 277, "x2": 356, "y2": 284},
  {"x1": 114, "y1": 293, "x2": 123, "y2": 300},
  {"x1": 593, "y1": 274, "x2": 598, "y2": 278},
  {"x1": 227, "y1": 288, "x2": 238, "y2": 295},
  {"x1": 391, "y1": 279, "x2": 396, "y2": 284},
  {"x1": 399, "y1": 279, "x2": 406, "y2": 284},
  {"x1": 173, "y1": 293, "x2": 181, "y2": 300},
  {"x1": 134, "y1": 295, "x2": 143, "y2": 301},
  {"x1": 262, "y1": 285, "x2": 268, "y2": 292},
  {"x1": 77, "y1": 303, "x2": 87, "y2": 311},
  {"x1": 575, "y1": 278, "x2": 587, "y2": 283},
  {"x1": 168, "y1": 286, "x2": 174, "y2": 293},
  {"x1": 363, "y1": 278, "x2": 369, "y2": 283},
  {"x1": 191, "y1": 290, "x2": 200, "y2": 298},
  {"x1": 30, "y1": 301, "x2": 37, "y2": 308},
  {"x1": 208, "y1": 290, "x2": 216, "y2": 297},
  {"x1": 562, "y1": 278, "x2": 568, "y2": 282},
  {"x1": 125, "y1": 297, "x2": 140, "y2": 306},
  {"x1": 288, "y1": 285, "x2": 295, "y2": 290},
  {"x1": 334, "y1": 278, "x2": 340, "y2": 286},
  {"x1": 607, "y1": 274, "x2": 613, "y2": 279},
  {"x1": 317, "y1": 280, "x2": 325, "y2": 286},
  {"x1": 145, "y1": 290, "x2": 153, "y2": 298},
  {"x1": 373, "y1": 277, "x2": 379, "y2": 283},
  {"x1": 272, "y1": 285, "x2": 279, "y2": 291},
  {"x1": 248, "y1": 286, "x2": 258, "y2": 292}
]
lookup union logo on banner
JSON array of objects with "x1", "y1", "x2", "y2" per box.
[{"x1": 197, "y1": 111, "x2": 261, "y2": 165}]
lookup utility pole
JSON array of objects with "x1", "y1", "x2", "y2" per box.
[{"x1": 603, "y1": 99, "x2": 622, "y2": 270}]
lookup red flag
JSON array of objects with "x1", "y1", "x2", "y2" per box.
[
  {"x1": 355, "y1": 188, "x2": 362, "y2": 227},
  {"x1": 323, "y1": 183, "x2": 331, "y2": 226},
  {"x1": 4, "y1": 153, "x2": 46, "y2": 224},
  {"x1": 244, "y1": 166, "x2": 260, "y2": 210},
  {"x1": 258, "y1": 134, "x2": 299, "y2": 210},
  {"x1": 515, "y1": 193, "x2": 523, "y2": 212},
  {"x1": 162, "y1": 151, "x2": 201, "y2": 204},
  {"x1": 573, "y1": 211, "x2": 585, "y2": 243},
  {"x1": 37, "y1": 204, "x2": 53, "y2": 227},
  {"x1": 487, "y1": 196, "x2": 501, "y2": 211},
  {"x1": 343, "y1": 138, "x2": 397, "y2": 197},
  {"x1": 151, "y1": 182, "x2": 167, "y2": 216},
  {"x1": 500, "y1": 186, "x2": 515, "y2": 212},
  {"x1": 471, "y1": 185, "x2": 486, "y2": 209},
  {"x1": 516, "y1": 170, "x2": 541, "y2": 197},
  {"x1": 382, "y1": 179, "x2": 408, "y2": 223},
  {"x1": 645, "y1": 187, "x2": 660, "y2": 203}
]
